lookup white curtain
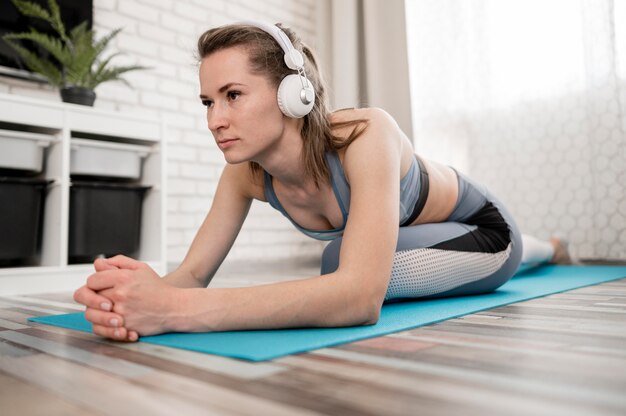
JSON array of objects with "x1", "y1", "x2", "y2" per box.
[
  {"x1": 405, "y1": 0, "x2": 626, "y2": 260},
  {"x1": 327, "y1": 0, "x2": 413, "y2": 137}
]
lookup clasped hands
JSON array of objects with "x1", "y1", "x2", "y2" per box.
[{"x1": 73, "y1": 255, "x2": 175, "y2": 342}]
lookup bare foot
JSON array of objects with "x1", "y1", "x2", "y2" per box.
[{"x1": 549, "y1": 238, "x2": 575, "y2": 264}]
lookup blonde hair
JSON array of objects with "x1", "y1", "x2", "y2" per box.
[{"x1": 197, "y1": 23, "x2": 367, "y2": 187}]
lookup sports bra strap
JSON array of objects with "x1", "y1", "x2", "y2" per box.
[{"x1": 324, "y1": 151, "x2": 350, "y2": 216}]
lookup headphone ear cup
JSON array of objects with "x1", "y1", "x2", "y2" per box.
[{"x1": 277, "y1": 74, "x2": 315, "y2": 118}]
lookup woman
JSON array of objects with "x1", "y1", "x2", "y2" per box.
[{"x1": 73, "y1": 22, "x2": 570, "y2": 342}]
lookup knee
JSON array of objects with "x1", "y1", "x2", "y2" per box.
[{"x1": 320, "y1": 238, "x2": 342, "y2": 275}]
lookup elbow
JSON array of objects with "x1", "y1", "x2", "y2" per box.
[
  {"x1": 356, "y1": 294, "x2": 383, "y2": 326},
  {"x1": 179, "y1": 264, "x2": 211, "y2": 288},
  {"x1": 361, "y1": 311, "x2": 380, "y2": 326},
  {"x1": 330, "y1": 271, "x2": 385, "y2": 326}
]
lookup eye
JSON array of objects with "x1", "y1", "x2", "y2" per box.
[
  {"x1": 227, "y1": 91, "x2": 241, "y2": 101},
  {"x1": 201, "y1": 99, "x2": 213, "y2": 107}
]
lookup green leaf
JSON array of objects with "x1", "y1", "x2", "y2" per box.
[
  {"x1": 66, "y1": 23, "x2": 96, "y2": 84},
  {"x1": 91, "y1": 28, "x2": 122, "y2": 61},
  {"x1": 68, "y1": 20, "x2": 89, "y2": 50},
  {"x1": 2, "y1": 39, "x2": 63, "y2": 86},
  {"x1": 11, "y1": 0, "x2": 52, "y2": 22},
  {"x1": 90, "y1": 52, "x2": 121, "y2": 85},
  {"x1": 46, "y1": 0, "x2": 69, "y2": 43},
  {"x1": 90, "y1": 65, "x2": 148, "y2": 90},
  {"x1": 3, "y1": 30, "x2": 70, "y2": 66}
]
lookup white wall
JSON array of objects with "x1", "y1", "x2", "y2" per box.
[{"x1": 0, "y1": 0, "x2": 327, "y2": 269}]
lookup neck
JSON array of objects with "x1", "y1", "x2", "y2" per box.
[{"x1": 257, "y1": 120, "x2": 309, "y2": 187}]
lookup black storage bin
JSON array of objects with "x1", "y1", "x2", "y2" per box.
[
  {"x1": 0, "y1": 177, "x2": 51, "y2": 264},
  {"x1": 69, "y1": 181, "x2": 151, "y2": 263}
]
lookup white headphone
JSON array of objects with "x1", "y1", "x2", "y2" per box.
[{"x1": 240, "y1": 21, "x2": 315, "y2": 118}]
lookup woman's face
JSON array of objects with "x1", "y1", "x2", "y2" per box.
[{"x1": 199, "y1": 46, "x2": 286, "y2": 164}]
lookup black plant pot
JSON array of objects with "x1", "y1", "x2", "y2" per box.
[{"x1": 60, "y1": 87, "x2": 96, "y2": 106}]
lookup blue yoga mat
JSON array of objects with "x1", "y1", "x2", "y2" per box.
[{"x1": 29, "y1": 265, "x2": 626, "y2": 361}]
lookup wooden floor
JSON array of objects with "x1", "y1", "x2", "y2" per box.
[{"x1": 1, "y1": 263, "x2": 625, "y2": 416}]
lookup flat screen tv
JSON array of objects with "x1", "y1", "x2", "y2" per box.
[{"x1": 0, "y1": 0, "x2": 93, "y2": 81}]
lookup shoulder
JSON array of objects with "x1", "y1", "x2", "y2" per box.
[
  {"x1": 336, "y1": 108, "x2": 404, "y2": 160},
  {"x1": 220, "y1": 162, "x2": 266, "y2": 201},
  {"x1": 331, "y1": 107, "x2": 398, "y2": 129},
  {"x1": 331, "y1": 107, "x2": 403, "y2": 150},
  {"x1": 334, "y1": 108, "x2": 405, "y2": 185}
]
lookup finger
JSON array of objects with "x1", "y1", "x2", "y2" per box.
[
  {"x1": 128, "y1": 331, "x2": 139, "y2": 342},
  {"x1": 92, "y1": 323, "x2": 128, "y2": 341},
  {"x1": 94, "y1": 257, "x2": 119, "y2": 272},
  {"x1": 98, "y1": 287, "x2": 115, "y2": 300},
  {"x1": 73, "y1": 285, "x2": 114, "y2": 312},
  {"x1": 105, "y1": 255, "x2": 144, "y2": 270},
  {"x1": 86, "y1": 269, "x2": 129, "y2": 291},
  {"x1": 84, "y1": 307, "x2": 124, "y2": 328}
]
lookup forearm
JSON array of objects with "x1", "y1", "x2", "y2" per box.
[
  {"x1": 160, "y1": 266, "x2": 207, "y2": 289},
  {"x1": 167, "y1": 273, "x2": 379, "y2": 332}
]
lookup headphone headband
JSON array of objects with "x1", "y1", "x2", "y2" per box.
[{"x1": 238, "y1": 20, "x2": 304, "y2": 69}]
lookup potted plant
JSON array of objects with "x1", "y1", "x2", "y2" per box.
[{"x1": 2, "y1": 0, "x2": 147, "y2": 106}]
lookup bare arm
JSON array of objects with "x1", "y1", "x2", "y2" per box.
[
  {"x1": 162, "y1": 162, "x2": 253, "y2": 288},
  {"x1": 74, "y1": 162, "x2": 253, "y2": 340}
]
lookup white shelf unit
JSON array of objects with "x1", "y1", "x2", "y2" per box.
[{"x1": 0, "y1": 93, "x2": 166, "y2": 296}]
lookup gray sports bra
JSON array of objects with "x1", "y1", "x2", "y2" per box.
[{"x1": 264, "y1": 152, "x2": 429, "y2": 241}]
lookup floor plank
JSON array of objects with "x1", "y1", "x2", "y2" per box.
[{"x1": 0, "y1": 370, "x2": 99, "y2": 416}]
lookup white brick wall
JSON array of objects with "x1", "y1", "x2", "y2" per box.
[{"x1": 0, "y1": 0, "x2": 325, "y2": 269}]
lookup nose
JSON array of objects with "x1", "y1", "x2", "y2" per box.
[{"x1": 207, "y1": 101, "x2": 229, "y2": 131}]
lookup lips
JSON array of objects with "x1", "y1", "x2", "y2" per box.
[{"x1": 217, "y1": 138, "x2": 239, "y2": 149}]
